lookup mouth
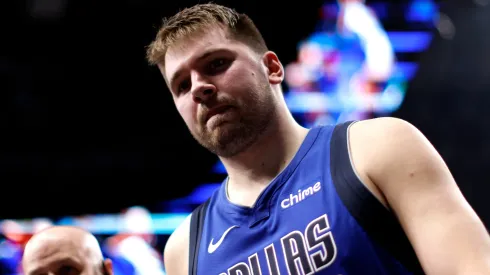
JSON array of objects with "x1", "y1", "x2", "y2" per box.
[{"x1": 205, "y1": 105, "x2": 232, "y2": 122}]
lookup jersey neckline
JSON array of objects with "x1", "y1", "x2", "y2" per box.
[{"x1": 216, "y1": 126, "x2": 324, "y2": 227}]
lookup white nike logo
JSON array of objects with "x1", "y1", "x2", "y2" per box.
[{"x1": 208, "y1": 225, "x2": 239, "y2": 254}]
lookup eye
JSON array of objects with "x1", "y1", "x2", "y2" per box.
[
  {"x1": 207, "y1": 58, "x2": 229, "y2": 72},
  {"x1": 177, "y1": 78, "x2": 191, "y2": 94}
]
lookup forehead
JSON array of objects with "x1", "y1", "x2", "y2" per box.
[
  {"x1": 163, "y1": 27, "x2": 248, "y2": 81},
  {"x1": 24, "y1": 237, "x2": 87, "y2": 273}
]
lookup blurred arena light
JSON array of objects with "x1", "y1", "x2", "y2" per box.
[
  {"x1": 406, "y1": 0, "x2": 438, "y2": 22},
  {"x1": 0, "y1": 212, "x2": 188, "y2": 235},
  {"x1": 122, "y1": 206, "x2": 154, "y2": 234},
  {"x1": 435, "y1": 12, "x2": 456, "y2": 40},
  {"x1": 31, "y1": 218, "x2": 53, "y2": 233},
  {"x1": 474, "y1": 0, "x2": 490, "y2": 6}
]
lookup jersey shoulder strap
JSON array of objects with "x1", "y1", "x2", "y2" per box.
[{"x1": 188, "y1": 198, "x2": 211, "y2": 275}]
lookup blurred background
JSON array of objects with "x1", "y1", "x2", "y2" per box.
[{"x1": 1, "y1": 0, "x2": 490, "y2": 274}]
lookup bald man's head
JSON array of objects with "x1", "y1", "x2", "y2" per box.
[{"x1": 22, "y1": 226, "x2": 113, "y2": 275}]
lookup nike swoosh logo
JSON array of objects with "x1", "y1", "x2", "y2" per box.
[{"x1": 208, "y1": 225, "x2": 239, "y2": 254}]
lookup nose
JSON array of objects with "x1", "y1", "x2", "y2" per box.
[{"x1": 190, "y1": 72, "x2": 216, "y2": 104}]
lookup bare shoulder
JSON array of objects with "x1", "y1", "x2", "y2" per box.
[
  {"x1": 349, "y1": 116, "x2": 418, "y2": 139},
  {"x1": 164, "y1": 214, "x2": 191, "y2": 275},
  {"x1": 346, "y1": 117, "x2": 426, "y2": 207},
  {"x1": 348, "y1": 116, "x2": 453, "y2": 199},
  {"x1": 348, "y1": 116, "x2": 432, "y2": 173},
  {"x1": 348, "y1": 116, "x2": 425, "y2": 159},
  {"x1": 348, "y1": 116, "x2": 435, "y2": 169}
]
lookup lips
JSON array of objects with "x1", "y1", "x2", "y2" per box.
[{"x1": 205, "y1": 105, "x2": 232, "y2": 122}]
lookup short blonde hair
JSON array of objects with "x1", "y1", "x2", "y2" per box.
[{"x1": 145, "y1": 3, "x2": 268, "y2": 67}]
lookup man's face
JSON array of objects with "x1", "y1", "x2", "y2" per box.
[
  {"x1": 22, "y1": 236, "x2": 97, "y2": 275},
  {"x1": 162, "y1": 26, "x2": 277, "y2": 157}
]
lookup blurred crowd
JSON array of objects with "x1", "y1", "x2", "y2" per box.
[{"x1": 0, "y1": 206, "x2": 167, "y2": 275}]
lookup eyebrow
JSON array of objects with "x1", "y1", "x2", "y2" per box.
[
  {"x1": 169, "y1": 48, "x2": 230, "y2": 90},
  {"x1": 28, "y1": 257, "x2": 82, "y2": 275}
]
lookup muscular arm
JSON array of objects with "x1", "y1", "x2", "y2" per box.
[
  {"x1": 163, "y1": 215, "x2": 191, "y2": 275},
  {"x1": 349, "y1": 117, "x2": 490, "y2": 275}
]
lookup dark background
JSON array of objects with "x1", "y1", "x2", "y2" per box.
[
  {"x1": 1, "y1": 0, "x2": 490, "y2": 229},
  {"x1": 0, "y1": 0, "x2": 327, "y2": 218}
]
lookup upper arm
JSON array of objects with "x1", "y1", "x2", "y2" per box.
[
  {"x1": 163, "y1": 215, "x2": 191, "y2": 275},
  {"x1": 349, "y1": 117, "x2": 490, "y2": 275}
]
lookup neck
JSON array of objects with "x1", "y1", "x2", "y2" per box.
[{"x1": 220, "y1": 106, "x2": 309, "y2": 206}]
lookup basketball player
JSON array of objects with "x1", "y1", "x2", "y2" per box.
[
  {"x1": 22, "y1": 226, "x2": 113, "y2": 275},
  {"x1": 146, "y1": 3, "x2": 490, "y2": 274}
]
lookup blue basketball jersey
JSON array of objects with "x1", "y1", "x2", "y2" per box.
[{"x1": 191, "y1": 121, "x2": 424, "y2": 275}]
